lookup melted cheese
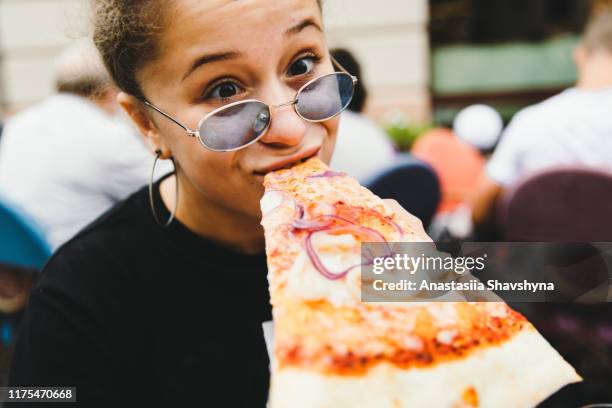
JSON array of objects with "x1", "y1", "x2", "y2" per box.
[
  {"x1": 260, "y1": 190, "x2": 285, "y2": 215},
  {"x1": 428, "y1": 303, "x2": 459, "y2": 328}
]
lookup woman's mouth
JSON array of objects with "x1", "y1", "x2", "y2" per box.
[{"x1": 254, "y1": 146, "x2": 321, "y2": 176}]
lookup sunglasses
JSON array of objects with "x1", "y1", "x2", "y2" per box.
[{"x1": 143, "y1": 57, "x2": 357, "y2": 152}]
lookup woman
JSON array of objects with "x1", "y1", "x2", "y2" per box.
[{"x1": 8, "y1": 0, "x2": 426, "y2": 406}]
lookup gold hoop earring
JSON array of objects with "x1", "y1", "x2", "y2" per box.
[{"x1": 148, "y1": 149, "x2": 178, "y2": 227}]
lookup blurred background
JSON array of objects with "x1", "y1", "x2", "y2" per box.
[
  {"x1": 0, "y1": 0, "x2": 611, "y2": 405},
  {"x1": 0, "y1": 0, "x2": 599, "y2": 134},
  {"x1": 0, "y1": 0, "x2": 593, "y2": 126},
  {"x1": 0, "y1": 0, "x2": 91, "y2": 113}
]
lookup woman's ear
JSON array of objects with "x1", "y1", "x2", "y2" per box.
[{"x1": 117, "y1": 91, "x2": 172, "y2": 159}]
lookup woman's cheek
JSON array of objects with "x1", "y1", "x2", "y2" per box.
[
  {"x1": 180, "y1": 148, "x2": 226, "y2": 194},
  {"x1": 221, "y1": 176, "x2": 264, "y2": 218},
  {"x1": 191, "y1": 151, "x2": 263, "y2": 215},
  {"x1": 239, "y1": 180, "x2": 267, "y2": 217},
  {"x1": 320, "y1": 117, "x2": 340, "y2": 164}
]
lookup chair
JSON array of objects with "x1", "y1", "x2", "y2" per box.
[
  {"x1": 364, "y1": 155, "x2": 440, "y2": 229},
  {"x1": 497, "y1": 166, "x2": 612, "y2": 406},
  {"x1": 497, "y1": 166, "x2": 612, "y2": 241}
]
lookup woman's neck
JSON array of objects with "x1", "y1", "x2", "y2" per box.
[
  {"x1": 159, "y1": 175, "x2": 265, "y2": 254},
  {"x1": 576, "y1": 52, "x2": 612, "y2": 91}
]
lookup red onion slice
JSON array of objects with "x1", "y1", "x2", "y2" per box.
[
  {"x1": 292, "y1": 218, "x2": 332, "y2": 231},
  {"x1": 293, "y1": 214, "x2": 389, "y2": 242},
  {"x1": 261, "y1": 190, "x2": 305, "y2": 221},
  {"x1": 304, "y1": 232, "x2": 359, "y2": 280},
  {"x1": 302, "y1": 217, "x2": 392, "y2": 280},
  {"x1": 328, "y1": 216, "x2": 393, "y2": 257},
  {"x1": 294, "y1": 204, "x2": 396, "y2": 279},
  {"x1": 324, "y1": 223, "x2": 387, "y2": 243},
  {"x1": 307, "y1": 170, "x2": 346, "y2": 179},
  {"x1": 296, "y1": 204, "x2": 305, "y2": 220},
  {"x1": 386, "y1": 217, "x2": 404, "y2": 237}
]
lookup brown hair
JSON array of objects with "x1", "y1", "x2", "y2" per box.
[
  {"x1": 92, "y1": 0, "x2": 323, "y2": 101},
  {"x1": 582, "y1": 10, "x2": 612, "y2": 54},
  {"x1": 92, "y1": 0, "x2": 168, "y2": 100}
]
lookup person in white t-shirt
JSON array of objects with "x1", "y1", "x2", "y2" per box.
[
  {"x1": 471, "y1": 11, "x2": 612, "y2": 226},
  {"x1": 329, "y1": 49, "x2": 396, "y2": 182},
  {"x1": 0, "y1": 40, "x2": 160, "y2": 249}
]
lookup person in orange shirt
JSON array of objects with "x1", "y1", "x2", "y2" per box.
[{"x1": 412, "y1": 128, "x2": 485, "y2": 214}]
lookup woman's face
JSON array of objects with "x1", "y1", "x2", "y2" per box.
[{"x1": 136, "y1": 0, "x2": 337, "y2": 220}]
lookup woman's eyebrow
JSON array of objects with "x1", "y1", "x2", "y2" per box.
[
  {"x1": 183, "y1": 51, "x2": 243, "y2": 82},
  {"x1": 285, "y1": 18, "x2": 322, "y2": 36}
]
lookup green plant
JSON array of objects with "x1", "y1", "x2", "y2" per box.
[{"x1": 384, "y1": 121, "x2": 433, "y2": 151}]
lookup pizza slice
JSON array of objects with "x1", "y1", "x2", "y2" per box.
[{"x1": 260, "y1": 157, "x2": 580, "y2": 408}]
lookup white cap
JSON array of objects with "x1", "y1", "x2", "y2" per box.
[{"x1": 453, "y1": 104, "x2": 503, "y2": 150}]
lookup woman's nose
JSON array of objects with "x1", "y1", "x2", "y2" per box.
[{"x1": 258, "y1": 97, "x2": 306, "y2": 148}]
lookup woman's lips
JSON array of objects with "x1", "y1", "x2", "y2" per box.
[{"x1": 254, "y1": 146, "x2": 321, "y2": 175}]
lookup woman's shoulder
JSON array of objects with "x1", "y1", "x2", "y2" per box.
[
  {"x1": 17, "y1": 187, "x2": 158, "y2": 380},
  {"x1": 41, "y1": 185, "x2": 159, "y2": 284}
]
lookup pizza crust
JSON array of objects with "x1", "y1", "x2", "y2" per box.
[{"x1": 270, "y1": 326, "x2": 580, "y2": 408}]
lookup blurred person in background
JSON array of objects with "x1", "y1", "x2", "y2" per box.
[
  {"x1": 471, "y1": 11, "x2": 612, "y2": 228},
  {"x1": 329, "y1": 48, "x2": 396, "y2": 182},
  {"x1": 411, "y1": 127, "x2": 485, "y2": 241},
  {"x1": 0, "y1": 39, "x2": 155, "y2": 250},
  {"x1": 416, "y1": 105, "x2": 502, "y2": 241}
]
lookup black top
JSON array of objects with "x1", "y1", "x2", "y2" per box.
[{"x1": 8, "y1": 176, "x2": 272, "y2": 407}]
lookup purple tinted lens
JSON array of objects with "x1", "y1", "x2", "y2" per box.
[
  {"x1": 199, "y1": 101, "x2": 270, "y2": 151},
  {"x1": 296, "y1": 73, "x2": 354, "y2": 121}
]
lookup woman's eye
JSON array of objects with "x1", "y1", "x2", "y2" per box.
[
  {"x1": 206, "y1": 81, "x2": 244, "y2": 101},
  {"x1": 288, "y1": 57, "x2": 316, "y2": 77}
]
